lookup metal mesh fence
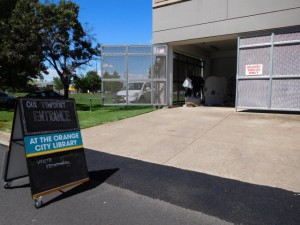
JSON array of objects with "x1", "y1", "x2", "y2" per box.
[
  {"x1": 274, "y1": 32, "x2": 300, "y2": 42},
  {"x1": 236, "y1": 31, "x2": 300, "y2": 111},
  {"x1": 101, "y1": 45, "x2": 168, "y2": 106},
  {"x1": 272, "y1": 79, "x2": 300, "y2": 109},
  {"x1": 128, "y1": 55, "x2": 151, "y2": 80},
  {"x1": 102, "y1": 55, "x2": 126, "y2": 80},
  {"x1": 237, "y1": 79, "x2": 269, "y2": 108},
  {"x1": 239, "y1": 35, "x2": 271, "y2": 46},
  {"x1": 273, "y1": 45, "x2": 300, "y2": 76},
  {"x1": 238, "y1": 47, "x2": 270, "y2": 77}
]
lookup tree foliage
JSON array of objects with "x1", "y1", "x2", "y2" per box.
[
  {"x1": 0, "y1": 0, "x2": 47, "y2": 91},
  {"x1": 53, "y1": 77, "x2": 64, "y2": 91},
  {"x1": 0, "y1": 0, "x2": 100, "y2": 96},
  {"x1": 102, "y1": 71, "x2": 123, "y2": 93},
  {"x1": 73, "y1": 70, "x2": 101, "y2": 93},
  {"x1": 38, "y1": 1, "x2": 100, "y2": 98}
]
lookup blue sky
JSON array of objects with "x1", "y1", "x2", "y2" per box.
[
  {"x1": 44, "y1": 0, "x2": 152, "y2": 80},
  {"x1": 74, "y1": 0, "x2": 153, "y2": 44}
]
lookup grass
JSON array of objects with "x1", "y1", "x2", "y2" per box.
[
  {"x1": 0, "y1": 93, "x2": 156, "y2": 133},
  {"x1": 0, "y1": 108, "x2": 15, "y2": 133},
  {"x1": 77, "y1": 106, "x2": 155, "y2": 129}
]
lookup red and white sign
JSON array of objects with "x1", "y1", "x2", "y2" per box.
[{"x1": 245, "y1": 64, "x2": 263, "y2": 75}]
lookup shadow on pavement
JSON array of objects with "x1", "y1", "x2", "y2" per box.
[
  {"x1": 85, "y1": 148, "x2": 300, "y2": 225},
  {"x1": 0, "y1": 144, "x2": 118, "y2": 208},
  {"x1": 240, "y1": 109, "x2": 300, "y2": 115},
  {"x1": 5, "y1": 183, "x2": 30, "y2": 189},
  {"x1": 41, "y1": 168, "x2": 119, "y2": 207},
  {"x1": 1, "y1": 144, "x2": 299, "y2": 224}
]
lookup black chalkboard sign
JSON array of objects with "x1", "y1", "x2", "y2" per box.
[
  {"x1": 3, "y1": 97, "x2": 89, "y2": 206},
  {"x1": 20, "y1": 98, "x2": 80, "y2": 135},
  {"x1": 27, "y1": 148, "x2": 89, "y2": 197}
]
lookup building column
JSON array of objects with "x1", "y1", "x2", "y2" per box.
[{"x1": 167, "y1": 45, "x2": 173, "y2": 106}]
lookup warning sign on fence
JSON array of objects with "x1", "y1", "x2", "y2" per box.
[{"x1": 245, "y1": 64, "x2": 263, "y2": 75}]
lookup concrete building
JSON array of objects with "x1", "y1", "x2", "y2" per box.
[{"x1": 153, "y1": 0, "x2": 300, "y2": 111}]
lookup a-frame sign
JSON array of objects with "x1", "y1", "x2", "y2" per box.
[{"x1": 2, "y1": 98, "x2": 89, "y2": 208}]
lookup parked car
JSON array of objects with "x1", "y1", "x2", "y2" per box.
[
  {"x1": 0, "y1": 92, "x2": 16, "y2": 108},
  {"x1": 25, "y1": 90, "x2": 64, "y2": 98},
  {"x1": 115, "y1": 81, "x2": 151, "y2": 103}
]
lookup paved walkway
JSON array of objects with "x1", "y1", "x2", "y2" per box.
[
  {"x1": 81, "y1": 107, "x2": 300, "y2": 193},
  {"x1": 1, "y1": 107, "x2": 300, "y2": 193}
]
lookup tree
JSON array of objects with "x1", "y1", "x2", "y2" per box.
[
  {"x1": 0, "y1": 0, "x2": 47, "y2": 91},
  {"x1": 83, "y1": 71, "x2": 101, "y2": 93},
  {"x1": 53, "y1": 77, "x2": 64, "y2": 91},
  {"x1": 38, "y1": 1, "x2": 100, "y2": 98},
  {"x1": 0, "y1": 0, "x2": 17, "y2": 21},
  {"x1": 0, "y1": 0, "x2": 18, "y2": 79},
  {"x1": 73, "y1": 70, "x2": 101, "y2": 93},
  {"x1": 73, "y1": 74, "x2": 85, "y2": 92},
  {"x1": 102, "y1": 71, "x2": 123, "y2": 93}
]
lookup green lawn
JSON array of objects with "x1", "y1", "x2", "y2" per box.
[
  {"x1": 77, "y1": 106, "x2": 155, "y2": 129},
  {"x1": 0, "y1": 93, "x2": 156, "y2": 133},
  {"x1": 0, "y1": 108, "x2": 15, "y2": 133}
]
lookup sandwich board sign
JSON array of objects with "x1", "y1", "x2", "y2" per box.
[{"x1": 2, "y1": 98, "x2": 89, "y2": 208}]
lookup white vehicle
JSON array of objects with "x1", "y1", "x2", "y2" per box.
[{"x1": 116, "y1": 81, "x2": 151, "y2": 103}]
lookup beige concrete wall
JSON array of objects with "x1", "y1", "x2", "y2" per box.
[
  {"x1": 228, "y1": 0, "x2": 300, "y2": 18},
  {"x1": 153, "y1": 0, "x2": 300, "y2": 44}
]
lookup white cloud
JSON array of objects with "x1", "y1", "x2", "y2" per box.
[
  {"x1": 43, "y1": 69, "x2": 59, "y2": 81},
  {"x1": 103, "y1": 63, "x2": 113, "y2": 68}
]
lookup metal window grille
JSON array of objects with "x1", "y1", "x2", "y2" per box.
[
  {"x1": 236, "y1": 31, "x2": 300, "y2": 111},
  {"x1": 101, "y1": 45, "x2": 168, "y2": 106}
]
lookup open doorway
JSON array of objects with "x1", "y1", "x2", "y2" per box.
[
  {"x1": 172, "y1": 37, "x2": 237, "y2": 107},
  {"x1": 173, "y1": 52, "x2": 203, "y2": 104}
]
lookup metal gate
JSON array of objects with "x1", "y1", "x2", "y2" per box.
[
  {"x1": 101, "y1": 45, "x2": 168, "y2": 106},
  {"x1": 236, "y1": 32, "x2": 300, "y2": 111}
]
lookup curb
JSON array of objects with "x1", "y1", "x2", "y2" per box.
[{"x1": 0, "y1": 131, "x2": 10, "y2": 146}]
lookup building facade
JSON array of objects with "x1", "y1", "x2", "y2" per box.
[{"x1": 153, "y1": 0, "x2": 300, "y2": 110}]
